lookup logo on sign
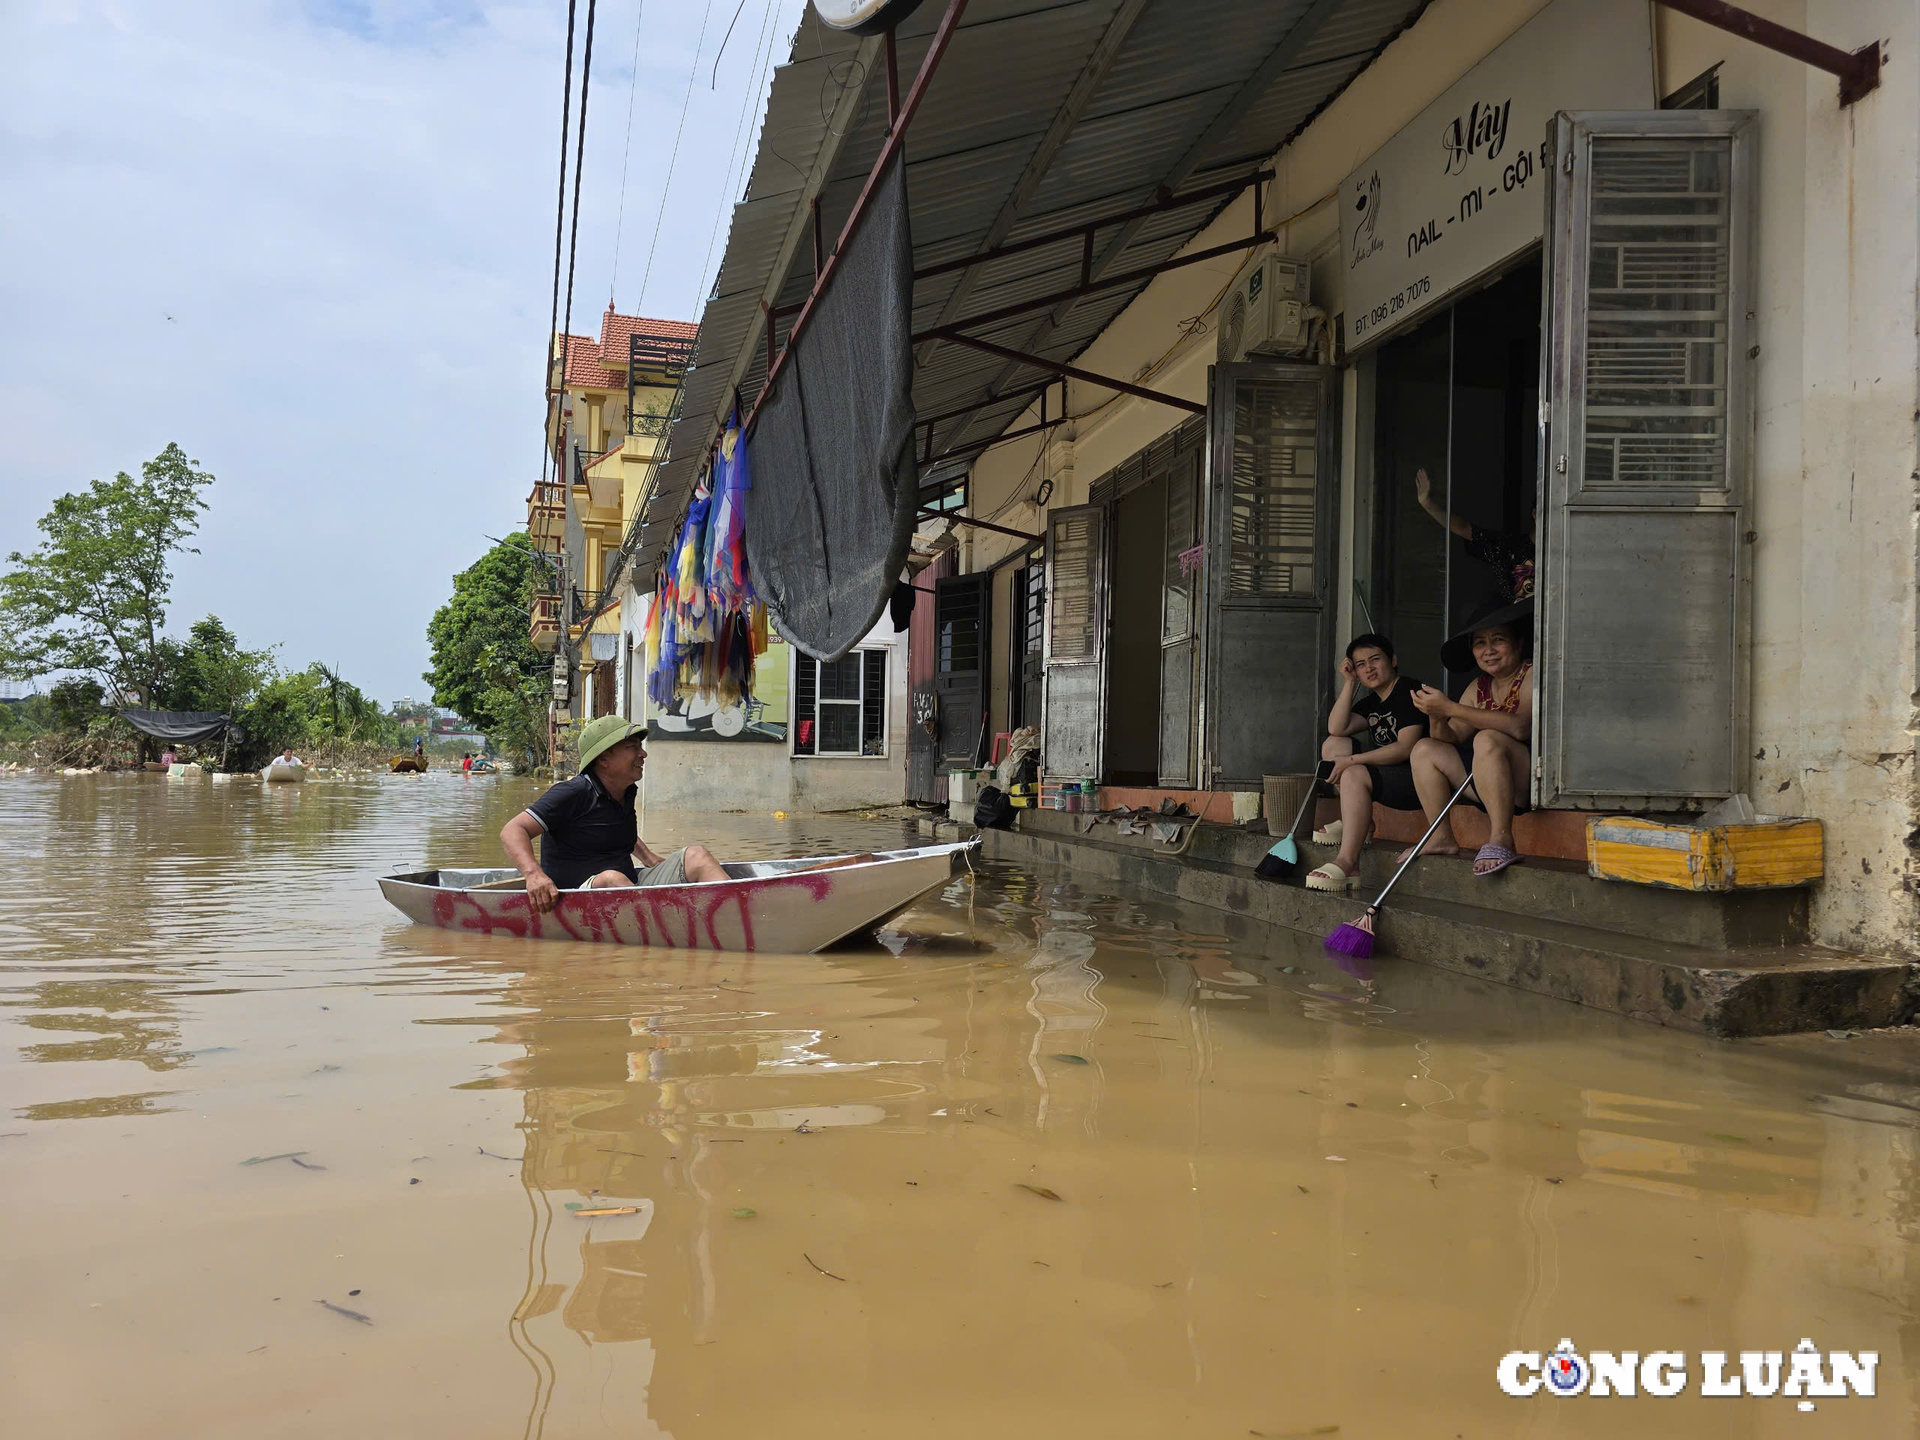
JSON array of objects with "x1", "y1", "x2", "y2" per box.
[
  {"x1": 1348, "y1": 169, "x2": 1383, "y2": 269},
  {"x1": 1441, "y1": 97, "x2": 1513, "y2": 175}
]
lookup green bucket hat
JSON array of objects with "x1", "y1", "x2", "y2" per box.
[{"x1": 577, "y1": 715, "x2": 649, "y2": 771}]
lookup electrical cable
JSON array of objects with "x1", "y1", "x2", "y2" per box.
[
  {"x1": 558, "y1": 0, "x2": 600, "y2": 445},
  {"x1": 635, "y1": 0, "x2": 718, "y2": 313},
  {"x1": 540, "y1": 0, "x2": 582, "y2": 496},
  {"x1": 710, "y1": 0, "x2": 751, "y2": 87},
  {"x1": 695, "y1": 0, "x2": 780, "y2": 308},
  {"x1": 608, "y1": 0, "x2": 648, "y2": 305}
]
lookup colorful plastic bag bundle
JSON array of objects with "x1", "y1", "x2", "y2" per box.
[{"x1": 644, "y1": 409, "x2": 768, "y2": 712}]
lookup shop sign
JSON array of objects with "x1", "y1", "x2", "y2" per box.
[{"x1": 1339, "y1": 0, "x2": 1653, "y2": 348}]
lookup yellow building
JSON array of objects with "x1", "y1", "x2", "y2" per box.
[{"x1": 530, "y1": 306, "x2": 696, "y2": 717}]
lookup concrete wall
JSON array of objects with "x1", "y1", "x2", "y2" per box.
[
  {"x1": 957, "y1": 0, "x2": 1919, "y2": 956},
  {"x1": 624, "y1": 595, "x2": 912, "y2": 814}
]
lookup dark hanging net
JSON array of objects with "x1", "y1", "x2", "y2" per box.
[
  {"x1": 744, "y1": 150, "x2": 918, "y2": 662},
  {"x1": 117, "y1": 709, "x2": 233, "y2": 745}
]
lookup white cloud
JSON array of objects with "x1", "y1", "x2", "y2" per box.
[{"x1": 0, "y1": 0, "x2": 804, "y2": 700}]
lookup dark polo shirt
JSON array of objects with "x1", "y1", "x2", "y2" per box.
[{"x1": 524, "y1": 769, "x2": 638, "y2": 889}]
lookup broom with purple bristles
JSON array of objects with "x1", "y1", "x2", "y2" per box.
[{"x1": 1323, "y1": 773, "x2": 1478, "y2": 960}]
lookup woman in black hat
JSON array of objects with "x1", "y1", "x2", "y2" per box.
[{"x1": 1404, "y1": 597, "x2": 1534, "y2": 876}]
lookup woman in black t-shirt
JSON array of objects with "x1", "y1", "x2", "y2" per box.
[{"x1": 1306, "y1": 633, "x2": 1427, "y2": 892}]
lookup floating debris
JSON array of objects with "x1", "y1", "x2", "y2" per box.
[
  {"x1": 1015, "y1": 1183, "x2": 1062, "y2": 1202},
  {"x1": 477, "y1": 1148, "x2": 521, "y2": 1161},
  {"x1": 570, "y1": 1205, "x2": 641, "y2": 1218},
  {"x1": 314, "y1": 1299, "x2": 372, "y2": 1326},
  {"x1": 804, "y1": 1253, "x2": 847, "y2": 1282},
  {"x1": 730, "y1": 1207, "x2": 757, "y2": 1219},
  {"x1": 240, "y1": 1151, "x2": 315, "y2": 1168},
  {"x1": 1049, "y1": 1054, "x2": 1089, "y2": 1065}
]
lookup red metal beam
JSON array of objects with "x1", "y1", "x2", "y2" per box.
[
  {"x1": 914, "y1": 380, "x2": 1051, "y2": 431},
  {"x1": 1653, "y1": 0, "x2": 1880, "y2": 105},
  {"x1": 912, "y1": 168, "x2": 1272, "y2": 284},
  {"x1": 914, "y1": 229, "x2": 1274, "y2": 345},
  {"x1": 743, "y1": 0, "x2": 971, "y2": 440},
  {"x1": 916, "y1": 509, "x2": 1043, "y2": 542},
  {"x1": 885, "y1": 27, "x2": 901, "y2": 126},
  {"x1": 930, "y1": 413, "x2": 1069, "y2": 462},
  {"x1": 938, "y1": 332, "x2": 1204, "y2": 415}
]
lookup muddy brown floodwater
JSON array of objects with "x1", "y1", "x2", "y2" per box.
[{"x1": 1, "y1": 771, "x2": 1915, "y2": 1437}]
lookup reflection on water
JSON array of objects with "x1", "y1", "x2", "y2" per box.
[{"x1": 0, "y1": 770, "x2": 1915, "y2": 1438}]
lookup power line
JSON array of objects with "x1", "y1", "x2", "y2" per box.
[
  {"x1": 607, "y1": 0, "x2": 648, "y2": 305},
  {"x1": 695, "y1": 0, "x2": 780, "y2": 308},
  {"x1": 558, "y1": 0, "x2": 601, "y2": 427},
  {"x1": 710, "y1": 0, "x2": 751, "y2": 87},
  {"x1": 540, "y1": 0, "x2": 582, "y2": 495},
  {"x1": 635, "y1": 0, "x2": 716, "y2": 314}
]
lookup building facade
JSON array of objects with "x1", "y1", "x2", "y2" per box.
[
  {"x1": 950, "y1": 0, "x2": 1917, "y2": 956},
  {"x1": 652, "y1": 0, "x2": 1915, "y2": 954},
  {"x1": 530, "y1": 306, "x2": 699, "y2": 726}
]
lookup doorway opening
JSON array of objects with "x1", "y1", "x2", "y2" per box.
[
  {"x1": 1102, "y1": 470, "x2": 1166, "y2": 785},
  {"x1": 1370, "y1": 257, "x2": 1541, "y2": 690}
]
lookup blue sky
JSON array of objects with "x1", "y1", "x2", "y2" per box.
[{"x1": 1, "y1": 0, "x2": 804, "y2": 703}]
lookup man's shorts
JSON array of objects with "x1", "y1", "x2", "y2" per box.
[{"x1": 578, "y1": 848, "x2": 690, "y2": 889}]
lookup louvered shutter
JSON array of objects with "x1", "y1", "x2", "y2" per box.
[
  {"x1": 1538, "y1": 110, "x2": 1756, "y2": 807},
  {"x1": 1041, "y1": 503, "x2": 1108, "y2": 780},
  {"x1": 1202, "y1": 362, "x2": 1339, "y2": 788}
]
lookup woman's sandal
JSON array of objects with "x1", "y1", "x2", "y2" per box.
[
  {"x1": 1310, "y1": 819, "x2": 1343, "y2": 845},
  {"x1": 1304, "y1": 860, "x2": 1360, "y2": 892},
  {"x1": 1473, "y1": 843, "x2": 1523, "y2": 877}
]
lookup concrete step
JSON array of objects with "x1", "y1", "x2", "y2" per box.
[
  {"x1": 1013, "y1": 808, "x2": 1809, "y2": 951},
  {"x1": 972, "y1": 816, "x2": 1914, "y2": 1039}
]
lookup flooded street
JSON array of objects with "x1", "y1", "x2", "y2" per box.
[{"x1": 1, "y1": 772, "x2": 1915, "y2": 1438}]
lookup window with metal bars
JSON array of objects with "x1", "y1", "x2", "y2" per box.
[{"x1": 793, "y1": 648, "x2": 888, "y2": 757}]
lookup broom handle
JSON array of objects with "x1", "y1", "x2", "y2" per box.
[
  {"x1": 1285, "y1": 760, "x2": 1332, "y2": 836},
  {"x1": 1365, "y1": 773, "x2": 1476, "y2": 913}
]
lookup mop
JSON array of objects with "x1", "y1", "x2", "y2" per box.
[
  {"x1": 1255, "y1": 761, "x2": 1332, "y2": 880},
  {"x1": 1323, "y1": 773, "x2": 1477, "y2": 960}
]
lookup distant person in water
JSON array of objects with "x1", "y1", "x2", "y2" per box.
[
  {"x1": 160, "y1": 748, "x2": 178, "y2": 766},
  {"x1": 413, "y1": 737, "x2": 425, "y2": 759},
  {"x1": 498, "y1": 715, "x2": 727, "y2": 913},
  {"x1": 277, "y1": 747, "x2": 303, "y2": 767}
]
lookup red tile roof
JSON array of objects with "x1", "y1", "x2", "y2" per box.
[
  {"x1": 553, "y1": 308, "x2": 695, "y2": 393},
  {"x1": 599, "y1": 308, "x2": 698, "y2": 360},
  {"x1": 557, "y1": 333, "x2": 618, "y2": 390}
]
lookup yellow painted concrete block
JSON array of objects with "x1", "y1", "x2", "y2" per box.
[{"x1": 1586, "y1": 816, "x2": 1824, "y2": 892}]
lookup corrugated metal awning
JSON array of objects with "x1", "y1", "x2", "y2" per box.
[{"x1": 641, "y1": 0, "x2": 1431, "y2": 585}]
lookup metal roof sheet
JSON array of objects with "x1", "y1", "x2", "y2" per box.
[{"x1": 643, "y1": 0, "x2": 1431, "y2": 584}]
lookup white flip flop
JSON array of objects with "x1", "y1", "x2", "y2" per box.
[
  {"x1": 1304, "y1": 861, "x2": 1359, "y2": 892},
  {"x1": 1310, "y1": 819, "x2": 1344, "y2": 845}
]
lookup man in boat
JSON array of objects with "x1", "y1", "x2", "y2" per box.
[
  {"x1": 276, "y1": 747, "x2": 304, "y2": 767},
  {"x1": 499, "y1": 715, "x2": 727, "y2": 913}
]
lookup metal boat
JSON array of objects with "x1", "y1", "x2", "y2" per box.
[
  {"x1": 377, "y1": 841, "x2": 975, "y2": 953},
  {"x1": 262, "y1": 761, "x2": 307, "y2": 783}
]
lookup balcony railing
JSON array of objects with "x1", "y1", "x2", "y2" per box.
[
  {"x1": 530, "y1": 592, "x2": 562, "y2": 652},
  {"x1": 628, "y1": 411, "x2": 672, "y2": 437}
]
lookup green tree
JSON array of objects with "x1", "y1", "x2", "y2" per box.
[
  {"x1": 424, "y1": 534, "x2": 551, "y2": 764},
  {"x1": 0, "y1": 444, "x2": 214, "y2": 702},
  {"x1": 162, "y1": 615, "x2": 277, "y2": 714},
  {"x1": 47, "y1": 677, "x2": 107, "y2": 734}
]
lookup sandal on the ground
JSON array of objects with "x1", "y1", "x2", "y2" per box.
[
  {"x1": 1473, "y1": 843, "x2": 1523, "y2": 877},
  {"x1": 1304, "y1": 860, "x2": 1359, "y2": 892},
  {"x1": 1310, "y1": 819, "x2": 1343, "y2": 845}
]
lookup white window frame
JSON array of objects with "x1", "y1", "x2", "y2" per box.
[{"x1": 794, "y1": 646, "x2": 890, "y2": 759}]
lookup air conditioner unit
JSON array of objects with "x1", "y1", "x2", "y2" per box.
[{"x1": 1216, "y1": 251, "x2": 1311, "y2": 363}]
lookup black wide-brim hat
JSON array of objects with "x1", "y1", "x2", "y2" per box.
[{"x1": 1441, "y1": 596, "x2": 1534, "y2": 673}]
